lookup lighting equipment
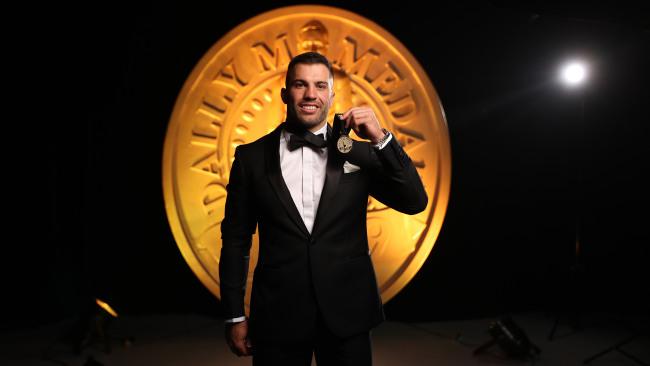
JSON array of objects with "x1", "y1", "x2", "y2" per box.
[
  {"x1": 474, "y1": 316, "x2": 541, "y2": 360},
  {"x1": 560, "y1": 61, "x2": 588, "y2": 87}
]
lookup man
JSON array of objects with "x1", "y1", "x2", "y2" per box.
[{"x1": 220, "y1": 52, "x2": 428, "y2": 365}]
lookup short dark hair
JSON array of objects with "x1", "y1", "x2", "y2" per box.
[{"x1": 285, "y1": 52, "x2": 334, "y2": 86}]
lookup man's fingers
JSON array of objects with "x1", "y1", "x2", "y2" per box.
[
  {"x1": 225, "y1": 320, "x2": 252, "y2": 357},
  {"x1": 227, "y1": 340, "x2": 241, "y2": 356},
  {"x1": 349, "y1": 113, "x2": 372, "y2": 127},
  {"x1": 232, "y1": 338, "x2": 252, "y2": 356},
  {"x1": 348, "y1": 113, "x2": 374, "y2": 135},
  {"x1": 342, "y1": 107, "x2": 366, "y2": 127},
  {"x1": 344, "y1": 109, "x2": 372, "y2": 129},
  {"x1": 341, "y1": 108, "x2": 357, "y2": 120},
  {"x1": 234, "y1": 339, "x2": 247, "y2": 355}
]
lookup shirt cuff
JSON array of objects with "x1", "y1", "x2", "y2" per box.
[
  {"x1": 224, "y1": 316, "x2": 246, "y2": 323},
  {"x1": 373, "y1": 130, "x2": 393, "y2": 150}
]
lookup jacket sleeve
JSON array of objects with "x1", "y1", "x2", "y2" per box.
[
  {"x1": 219, "y1": 146, "x2": 257, "y2": 319},
  {"x1": 368, "y1": 134, "x2": 428, "y2": 215}
]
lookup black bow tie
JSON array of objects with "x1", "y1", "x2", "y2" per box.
[{"x1": 288, "y1": 133, "x2": 327, "y2": 151}]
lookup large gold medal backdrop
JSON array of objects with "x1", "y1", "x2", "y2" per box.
[{"x1": 162, "y1": 5, "x2": 451, "y2": 313}]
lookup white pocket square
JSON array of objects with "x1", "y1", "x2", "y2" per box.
[{"x1": 343, "y1": 161, "x2": 361, "y2": 173}]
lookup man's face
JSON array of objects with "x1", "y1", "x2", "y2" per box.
[{"x1": 282, "y1": 63, "x2": 334, "y2": 131}]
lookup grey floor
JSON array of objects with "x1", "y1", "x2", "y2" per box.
[{"x1": 2, "y1": 311, "x2": 648, "y2": 365}]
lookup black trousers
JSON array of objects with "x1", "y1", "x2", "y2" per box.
[{"x1": 251, "y1": 309, "x2": 372, "y2": 366}]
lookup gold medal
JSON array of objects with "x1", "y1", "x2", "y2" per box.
[
  {"x1": 337, "y1": 134, "x2": 353, "y2": 153},
  {"x1": 334, "y1": 113, "x2": 353, "y2": 153}
]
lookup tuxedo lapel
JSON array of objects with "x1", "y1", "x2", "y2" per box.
[
  {"x1": 265, "y1": 122, "x2": 344, "y2": 238},
  {"x1": 311, "y1": 124, "x2": 343, "y2": 236},
  {"x1": 265, "y1": 123, "x2": 311, "y2": 238}
]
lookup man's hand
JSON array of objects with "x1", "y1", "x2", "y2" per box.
[
  {"x1": 225, "y1": 319, "x2": 253, "y2": 357},
  {"x1": 341, "y1": 107, "x2": 386, "y2": 144}
]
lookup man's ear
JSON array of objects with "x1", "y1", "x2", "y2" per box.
[{"x1": 281, "y1": 87, "x2": 288, "y2": 104}]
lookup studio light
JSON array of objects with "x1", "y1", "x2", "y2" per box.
[
  {"x1": 72, "y1": 298, "x2": 120, "y2": 354},
  {"x1": 474, "y1": 316, "x2": 541, "y2": 360},
  {"x1": 95, "y1": 298, "x2": 119, "y2": 318},
  {"x1": 560, "y1": 61, "x2": 588, "y2": 87}
]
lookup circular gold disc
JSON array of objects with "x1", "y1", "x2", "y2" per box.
[{"x1": 337, "y1": 135, "x2": 353, "y2": 153}]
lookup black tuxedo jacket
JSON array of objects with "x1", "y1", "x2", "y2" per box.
[{"x1": 219, "y1": 122, "x2": 427, "y2": 342}]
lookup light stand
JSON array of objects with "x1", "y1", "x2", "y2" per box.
[
  {"x1": 71, "y1": 298, "x2": 119, "y2": 355},
  {"x1": 548, "y1": 60, "x2": 588, "y2": 341}
]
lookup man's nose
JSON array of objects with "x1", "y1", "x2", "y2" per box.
[{"x1": 303, "y1": 85, "x2": 317, "y2": 99}]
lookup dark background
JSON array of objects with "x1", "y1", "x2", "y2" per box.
[{"x1": 8, "y1": 1, "x2": 649, "y2": 330}]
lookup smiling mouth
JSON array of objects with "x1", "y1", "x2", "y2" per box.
[{"x1": 299, "y1": 104, "x2": 319, "y2": 113}]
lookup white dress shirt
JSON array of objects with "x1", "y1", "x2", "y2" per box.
[{"x1": 280, "y1": 122, "x2": 329, "y2": 234}]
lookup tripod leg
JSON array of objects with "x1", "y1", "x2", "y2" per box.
[
  {"x1": 548, "y1": 315, "x2": 560, "y2": 341},
  {"x1": 584, "y1": 343, "x2": 617, "y2": 364},
  {"x1": 583, "y1": 334, "x2": 645, "y2": 365},
  {"x1": 618, "y1": 347, "x2": 649, "y2": 366},
  {"x1": 473, "y1": 339, "x2": 497, "y2": 356}
]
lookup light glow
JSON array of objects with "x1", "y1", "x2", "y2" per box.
[{"x1": 561, "y1": 61, "x2": 588, "y2": 86}]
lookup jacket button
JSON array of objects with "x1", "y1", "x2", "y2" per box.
[{"x1": 309, "y1": 237, "x2": 316, "y2": 245}]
